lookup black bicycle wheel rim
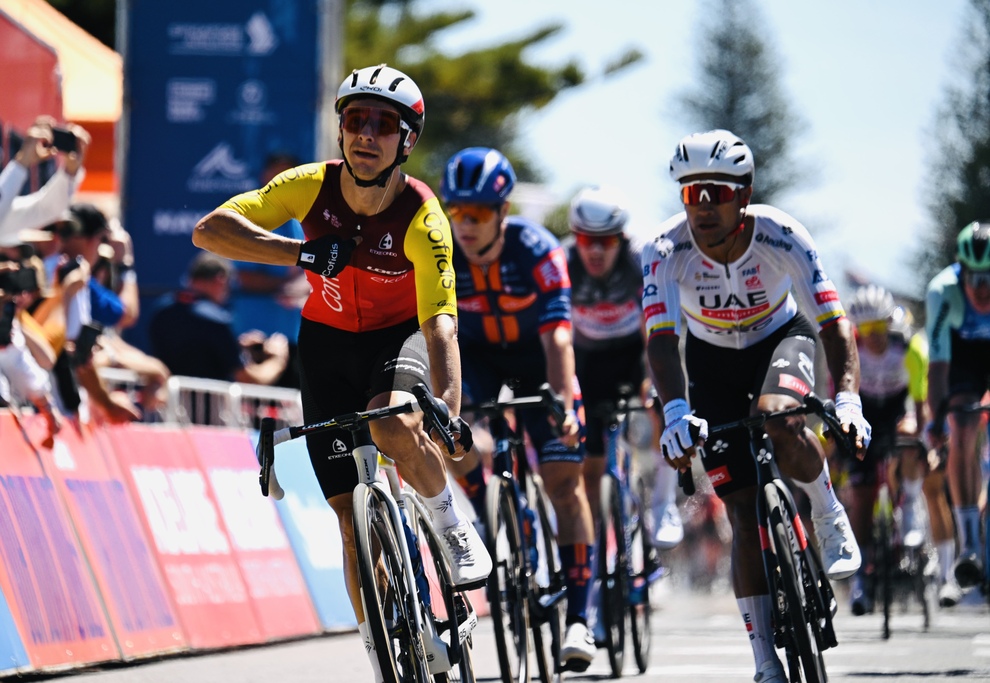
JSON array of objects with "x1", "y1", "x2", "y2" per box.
[
  {"x1": 356, "y1": 486, "x2": 431, "y2": 683},
  {"x1": 766, "y1": 485, "x2": 827, "y2": 683},
  {"x1": 531, "y1": 475, "x2": 564, "y2": 683},
  {"x1": 598, "y1": 475, "x2": 626, "y2": 678},
  {"x1": 629, "y1": 478, "x2": 653, "y2": 674},
  {"x1": 875, "y1": 490, "x2": 893, "y2": 640},
  {"x1": 485, "y1": 476, "x2": 530, "y2": 683}
]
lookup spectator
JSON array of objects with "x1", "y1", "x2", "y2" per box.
[
  {"x1": 0, "y1": 117, "x2": 89, "y2": 243},
  {"x1": 149, "y1": 252, "x2": 289, "y2": 384},
  {"x1": 228, "y1": 152, "x2": 308, "y2": 388}
]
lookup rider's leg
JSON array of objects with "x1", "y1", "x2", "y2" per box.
[
  {"x1": 947, "y1": 402, "x2": 983, "y2": 558},
  {"x1": 723, "y1": 487, "x2": 784, "y2": 677},
  {"x1": 924, "y1": 465, "x2": 962, "y2": 605},
  {"x1": 448, "y1": 446, "x2": 488, "y2": 522},
  {"x1": 582, "y1": 453, "x2": 606, "y2": 527}
]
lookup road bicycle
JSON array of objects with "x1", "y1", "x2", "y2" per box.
[
  {"x1": 869, "y1": 434, "x2": 938, "y2": 639},
  {"x1": 679, "y1": 393, "x2": 853, "y2": 683},
  {"x1": 588, "y1": 387, "x2": 664, "y2": 677},
  {"x1": 936, "y1": 400, "x2": 990, "y2": 610},
  {"x1": 461, "y1": 384, "x2": 567, "y2": 683},
  {"x1": 256, "y1": 384, "x2": 478, "y2": 683}
]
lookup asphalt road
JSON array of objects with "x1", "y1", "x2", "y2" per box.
[{"x1": 27, "y1": 580, "x2": 990, "y2": 683}]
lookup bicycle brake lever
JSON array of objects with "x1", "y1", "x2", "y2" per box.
[
  {"x1": 411, "y1": 383, "x2": 456, "y2": 455},
  {"x1": 539, "y1": 383, "x2": 567, "y2": 433}
]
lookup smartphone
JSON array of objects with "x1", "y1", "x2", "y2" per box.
[
  {"x1": 56, "y1": 256, "x2": 84, "y2": 282},
  {"x1": 51, "y1": 127, "x2": 78, "y2": 153}
]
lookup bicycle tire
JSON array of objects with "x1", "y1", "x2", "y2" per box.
[
  {"x1": 355, "y1": 484, "x2": 432, "y2": 683},
  {"x1": 875, "y1": 486, "x2": 893, "y2": 640},
  {"x1": 415, "y1": 513, "x2": 477, "y2": 683},
  {"x1": 485, "y1": 475, "x2": 531, "y2": 683},
  {"x1": 766, "y1": 484, "x2": 827, "y2": 683},
  {"x1": 629, "y1": 478, "x2": 654, "y2": 674},
  {"x1": 530, "y1": 474, "x2": 564, "y2": 683},
  {"x1": 598, "y1": 474, "x2": 627, "y2": 678}
]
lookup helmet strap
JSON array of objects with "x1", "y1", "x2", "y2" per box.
[
  {"x1": 708, "y1": 209, "x2": 748, "y2": 248},
  {"x1": 340, "y1": 130, "x2": 409, "y2": 188}
]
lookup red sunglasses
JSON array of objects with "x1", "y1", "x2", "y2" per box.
[
  {"x1": 575, "y1": 233, "x2": 620, "y2": 249},
  {"x1": 680, "y1": 183, "x2": 744, "y2": 206},
  {"x1": 340, "y1": 106, "x2": 403, "y2": 136}
]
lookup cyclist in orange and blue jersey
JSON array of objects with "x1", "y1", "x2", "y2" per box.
[
  {"x1": 193, "y1": 64, "x2": 490, "y2": 683},
  {"x1": 440, "y1": 147, "x2": 598, "y2": 671}
]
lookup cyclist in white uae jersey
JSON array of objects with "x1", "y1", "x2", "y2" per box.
[{"x1": 643, "y1": 129, "x2": 870, "y2": 683}]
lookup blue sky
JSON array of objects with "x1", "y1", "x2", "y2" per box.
[{"x1": 434, "y1": 0, "x2": 971, "y2": 298}]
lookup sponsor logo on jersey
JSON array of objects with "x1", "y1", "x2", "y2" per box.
[
  {"x1": 644, "y1": 302, "x2": 667, "y2": 318},
  {"x1": 744, "y1": 275, "x2": 763, "y2": 289},
  {"x1": 755, "y1": 232, "x2": 792, "y2": 251},
  {"x1": 535, "y1": 248, "x2": 571, "y2": 292},
  {"x1": 778, "y1": 373, "x2": 810, "y2": 396},
  {"x1": 698, "y1": 291, "x2": 770, "y2": 321},
  {"x1": 742, "y1": 265, "x2": 760, "y2": 276},
  {"x1": 708, "y1": 466, "x2": 732, "y2": 487},
  {"x1": 814, "y1": 289, "x2": 839, "y2": 305}
]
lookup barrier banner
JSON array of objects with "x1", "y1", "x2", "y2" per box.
[
  {"x1": 248, "y1": 432, "x2": 356, "y2": 630},
  {"x1": 20, "y1": 416, "x2": 187, "y2": 659},
  {"x1": 103, "y1": 425, "x2": 262, "y2": 649},
  {"x1": 0, "y1": 413, "x2": 118, "y2": 669},
  {"x1": 185, "y1": 428, "x2": 319, "y2": 640}
]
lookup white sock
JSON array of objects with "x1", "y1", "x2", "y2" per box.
[
  {"x1": 358, "y1": 621, "x2": 384, "y2": 683},
  {"x1": 795, "y1": 462, "x2": 843, "y2": 517},
  {"x1": 737, "y1": 595, "x2": 778, "y2": 670},
  {"x1": 422, "y1": 482, "x2": 467, "y2": 528},
  {"x1": 937, "y1": 540, "x2": 956, "y2": 584}
]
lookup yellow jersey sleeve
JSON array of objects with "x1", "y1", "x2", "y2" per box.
[
  {"x1": 904, "y1": 332, "x2": 929, "y2": 403},
  {"x1": 219, "y1": 163, "x2": 325, "y2": 230},
  {"x1": 403, "y1": 197, "x2": 457, "y2": 324}
]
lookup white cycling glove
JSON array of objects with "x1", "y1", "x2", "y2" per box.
[
  {"x1": 835, "y1": 391, "x2": 872, "y2": 449},
  {"x1": 660, "y1": 398, "x2": 708, "y2": 461}
]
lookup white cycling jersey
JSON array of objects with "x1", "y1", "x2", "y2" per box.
[{"x1": 641, "y1": 204, "x2": 844, "y2": 350}]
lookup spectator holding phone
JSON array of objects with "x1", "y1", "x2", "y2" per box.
[{"x1": 0, "y1": 117, "x2": 89, "y2": 245}]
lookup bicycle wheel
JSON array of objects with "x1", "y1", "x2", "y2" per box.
[
  {"x1": 530, "y1": 474, "x2": 565, "y2": 683},
  {"x1": 629, "y1": 478, "x2": 654, "y2": 674},
  {"x1": 765, "y1": 484, "x2": 827, "y2": 683},
  {"x1": 875, "y1": 486, "x2": 894, "y2": 640},
  {"x1": 598, "y1": 474, "x2": 627, "y2": 678},
  {"x1": 416, "y1": 514, "x2": 476, "y2": 683},
  {"x1": 355, "y1": 484, "x2": 431, "y2": 683},
  {"x1": 485, "y1": 476, "x2": 531, "y2": 683}
]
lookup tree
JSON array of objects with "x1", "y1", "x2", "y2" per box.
[
  {"x1": 48, "y1": 0, "x2": 642, "y2": 189},
  {"x1": 917, "y1": 0, "x2": 990, "y2": 289},
  {"x1": 674, "y1": 0, "x2": 806, "y2": 205}
]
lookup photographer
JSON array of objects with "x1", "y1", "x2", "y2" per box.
[
  {"x1": 0, "y1": 255, "x2": 61, "y2": 446},
  {"x1": 0, "y1": 117, "x2": 89, "y2": 243}
]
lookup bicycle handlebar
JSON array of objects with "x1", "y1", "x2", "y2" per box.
[
  {"x1": 678, "y1": 393, "x2": 853, "y2": 496},
  {"x1": 256, "y1": 383, "x2": 460, "y2": 498},
  {"x1": 461, "y1": 382, "x2": 568, "y2": 435}
]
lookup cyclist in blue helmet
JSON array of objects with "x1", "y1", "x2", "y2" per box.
[{"x1": 442, "y1": 147, "x2": 599, "y2": 670}]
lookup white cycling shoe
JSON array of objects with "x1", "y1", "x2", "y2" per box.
[
  {"x1": 652, "y1": 501, "x2": 685, "y2": 550},
  {"x1": 753, "y1": 658, "x2": 787, "y2": 683},
  {"x1": 812, "y1": 508, "x2": 861, "y2": 580},
  {"x1": 560, "y1": 622, "x2": 596, "y2": 670},
  {"x1": 437, "y1": 520, "x2": 493, "y2": 588}
]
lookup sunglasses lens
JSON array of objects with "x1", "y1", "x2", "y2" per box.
[
  {"x1": 966, "y1": 270, "x2": 990, "y2": 287},
  {"x1": 341, "y1": 107, "x2": 401, "y2": 136},
  {"x1": 680, "y1": 183, "x2": 739, "y2": 206},
  {"x1": 575, "y1": 233, "x2": 620, "y2": 249},
  {"x1": 448, "y1": 205, "x2": 497, "y2": 222}
]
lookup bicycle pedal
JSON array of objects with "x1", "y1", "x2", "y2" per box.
[
  {"x1": 453, "y1": 577, "x2": 489, "y2": 592},
  {"x1": 560, "y1": 658, "x2": 592, "y2": 673}
]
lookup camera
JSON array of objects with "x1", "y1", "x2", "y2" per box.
[
  {"x1": 51, "y1": 127, "x2": 79, "y2": 154},
  {"x1": 0, "y1": 267, "x2": 38, "y2": 294},
  {"x1": 56, "y1": 255, "x2": 84, "y2": 282}
]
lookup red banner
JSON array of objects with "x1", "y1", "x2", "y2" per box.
[
  {"x1": 185, "y1": 427, "x2": 319, "y2": 640},
  {"x1": 0, "y1": 412, "x2": 118, "y2": 669},
  {"x1": 103, "y1": 425, "x2": 262, "y2": 649},
  {"x1": 21, "y1": 415, "x2": 187, "y2": 659}
]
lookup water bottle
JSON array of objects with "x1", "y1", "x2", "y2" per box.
[{"x1": 522, "y1": 506, "x2": 540, "y2": 571}]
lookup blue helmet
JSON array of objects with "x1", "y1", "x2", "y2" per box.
[{"x1": 440, "y1": 147, "x2": 516, "y2": 205}]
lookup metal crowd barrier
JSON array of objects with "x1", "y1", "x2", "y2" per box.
[{"x1": 97, "y1": 367, "x2": 303, "y2": 431}]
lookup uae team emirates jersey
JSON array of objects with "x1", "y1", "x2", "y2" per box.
[
  {"x1": 641, "y1": 204, "x2": 845, "y2": 350},
  {"x1": 220, "y1": 161, "x2": 456, "y2": 332}
]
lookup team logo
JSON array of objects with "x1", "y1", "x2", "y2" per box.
[{"x1": 379, "y1": 233, "x2": 393, "y2": 250}]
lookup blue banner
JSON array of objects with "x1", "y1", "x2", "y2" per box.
[
  {"x1": 122, "y1": 0, "x2": 320, "y2": 294},
  {"x1": 0, "y1": 589, "x2": 29, "y2": 676}
]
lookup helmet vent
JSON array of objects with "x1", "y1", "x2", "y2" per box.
[
  {"x1": 369, "y1": 65, "x2": 385, "y2": 84},
  {"x1": 388, "y1": 77, "x2": 405, "y2": 92},
  {"x1": 349, "y1": 70, "x2": 359, "y2": 87}
]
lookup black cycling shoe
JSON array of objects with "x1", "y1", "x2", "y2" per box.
[{"x1": 953, "y1": 553, "x2": 983, "y2": 589}]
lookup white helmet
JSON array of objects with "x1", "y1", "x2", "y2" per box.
[
  {"x1": 568, "y1": 186, "x2": 629, "y2": 236},
  {"x1": 847, "y1": 284, "x2": 896, "y2": 324},
  {"x1": 669, "y1": 129, "x2": 755, "y2": 185},
  {"x1": 335, "y1": 64, "x2": 425, "y2": 136}
]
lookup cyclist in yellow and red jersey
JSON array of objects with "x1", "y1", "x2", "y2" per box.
[{"x1": 193, "y1": 64, "x2": 490, "y2": 683}]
